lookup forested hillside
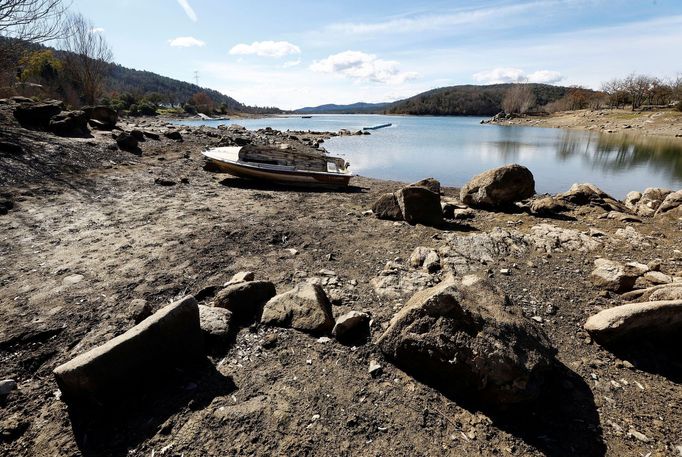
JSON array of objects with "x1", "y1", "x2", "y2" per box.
[{"x1": 384, "y1": 84, "x2": 570, "y2": 115}]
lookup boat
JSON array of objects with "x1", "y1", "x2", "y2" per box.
[
  {"x1": 301, "y1": 115, "x2": 313, "y2": 119},
  {"x1": 363, "y1": 123, "x2": 392, "y2": 131},
  {"x1": 202, "y1": 145, "x2": 352, "y2": 188}
]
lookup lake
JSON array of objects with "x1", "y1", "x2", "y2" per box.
[{"x1": 179, "y1": 114, "x2": 682, "y2": 198}]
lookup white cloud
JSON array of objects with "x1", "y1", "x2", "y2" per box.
[
  {"x1": 177, "y1": 0, "x2": 197, "y2": 22},
  {"x1": 168, "y1": 36, "x2": 206, "y2": 48},
  {"x1": 90, "y1": 27, "x2": 105, "y2": 34},
  {"x1": 283, "y1": 59, "x2": 301, "y2": 68},
  {"x1": 310, "y1": 51, "x2": 418, "y2": 84},
  {"x1": 229, "y1": 41, "x2": 301, "y2": 58},
  {"x1": 472, "y1": 67, "x2": 562, "y2": 84}
]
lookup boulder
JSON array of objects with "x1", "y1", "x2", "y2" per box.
[
  {"x1": 214, "y1": 280, "x2": 276, "y2": 320},
  {"x1": 371, "y1": 193, "x2": 403, "y2": 221},
  {"x1": 83, "y1": 105, "x2": 118, "y2": 129},
  {"x1": 377, "y1": 276, "x2": 556, "y2": 405},
  {"x1": 529, "y1": 196, "x2": 568, "y2": 215},
  {"x1": 143, "y1": 131, "x2": 160, "y2": 140},
  {"x1": 460, "y1": 164, "x2": 535, "y2": 208},
  {"x1": 53, "y1": 296, "x2": 204, "y2": 406},
  {"x1": 655, "y1": 190, "x2": 682, "y2": 215},
  {"x1": 410, "y1": 177, "x2": 441, "y2": 195},
  {"x1": 0, "y1": 196, "x2": 13, "y2": 215},
  {"x1": 49, "y1": 110, "x2": 89, "y2": 137},
  {"x1": 0, "y1": 379, "x2": 17, "y2": 396},
  {"x1": 130, "y1": 129, "x2": 146, "y2": 141},
  {"x1": 13, "y1": 100, "x2": 63, "y2": 130},
  {"x1": 590, "y1": 258, "x2": 640, "y2": 293},
  {"x1": 198, "y1": 305, "x2": 232, "y2": 345},
  {"x1": 396, "y1": 186, "x2": 442, "y2": 226},
  {"x1": 584, "y1": 300, "x2": 682, "y2": 344},
  {"x1": 164, "y1": 130, "x2": 183, "y2": 141},
  {"x1": 115, "y1": 132, "x2": 139, "y2": 153},
  {"x1": 332, "y1": 310, "x2": 371, "y2": 343},
  {"x1": 557, "y1": 183, "x2": 626, "y2": 212},
  {"x1": 633, "y1": 188, "x2": 671, "y2": 216},
  {"x1": 643, "y1": 271, "x2": 672, "y2": 285},
  {"x1": 261, "y1": 283, "x2": 334, "y2": 334}
]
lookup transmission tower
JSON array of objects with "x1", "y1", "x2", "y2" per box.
[{"x1": 193, "y1": 70, "x2": 199, "y2": 87}]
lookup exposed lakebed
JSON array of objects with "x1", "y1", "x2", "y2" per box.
[{"x1": 179, "y1": 114, "x2": 682, "y2": 198}]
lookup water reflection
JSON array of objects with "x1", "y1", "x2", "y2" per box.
[{"x1": 184, "y1": 115, "x2": 682, "y2": 197}]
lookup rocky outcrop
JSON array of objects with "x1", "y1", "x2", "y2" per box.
[
  {"x1": 631, "y1": 188, "x2": 671, "y2": 216},
  {"x1": 261, "y1": 283, "x2": 334, "y2": 334},
  {"x1": 53, "y1": 296, "x2": 204, "y2": 406},
  {"x1": 49, "y1": 110, "x2": 90, "y2": 137},
  {"x1": 13, "y1": 100, "x2": 64, "y2": 130},
  {"x1": 377, "y1": 276, "x2": 556, "y2": 405},
  {"x1": 584, "y1": 300, "x2": 682, "y2": 344},
  {"x1": 460, "y1": 164, "x2": 535, "y2": 208},
  {"x1": 655, "y1": 190, "x2": 682, "y2": 216},
  {"x1": 529, "y1": 224, "x2": 601, "y2": 253},
  {"x1": 214, "y1": 280, "x2": 276, "y2": 320}
]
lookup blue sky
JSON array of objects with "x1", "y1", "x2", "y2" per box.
[{"x1": 70, "y1": 0, "x2": 682, "y2": 109}]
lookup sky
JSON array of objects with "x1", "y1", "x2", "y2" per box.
[{"x1": 69, "y1": 0, "x2": 682, "y2": 110}]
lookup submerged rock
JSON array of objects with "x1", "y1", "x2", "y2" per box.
[
  {"x1": 460, "y1": 164, "x2": 535, "y2": 208},
  {"x1": 377, "y1": 276, "x2": 556, "y2": 405}
]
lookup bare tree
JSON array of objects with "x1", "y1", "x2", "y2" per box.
[
  {"x1": 0, "y1": 0, "x2": 67, "y2": 84},
  {"x1": 502, "y1": 84, "x2": 536, "y2": 114},
  {"x1": 61, "y1": 12, "x2": 112, "y2": 105}
]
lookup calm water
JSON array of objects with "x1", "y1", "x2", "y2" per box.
[{"x1": 179, "y1": 114, "x2": 682, "y2": 198}]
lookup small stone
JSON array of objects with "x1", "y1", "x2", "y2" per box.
[
  {"x1": 226, "y1": 271, "x2": 255, "y2": 285},
  {"x1": 368, "y1": 361, "x2": 382, "y2": 377},
  {"x1": 643, "y1": 271, "x2": 672, "y2": 285},
  {"x1": 531, "y1": 316, "x2": 543, "y2": 323},
  {"x1": 317, "y1": 336, "x2": 331, "y2": 343},
  {"x1": 499, "y1": 268, "x2": 511, "y2": 275},
  {"x1": 286, "y1": 248, "x2": 299, "y2": 256},
  {"x1": 0, "y1": 379, "x2": 17, "y2": 396},
  {"x1": 332, "y1": 311, "x2": 371, "y2": 343},
  {"x1": 628, "y1": 429, "x2": 650, "y2": 443}
]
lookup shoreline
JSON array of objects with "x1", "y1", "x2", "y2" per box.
[{"x1": 487, "y1": 108, "x2": 682, "y2": 139}]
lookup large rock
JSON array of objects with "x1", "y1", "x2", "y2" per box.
[
  {"x1": 83, "y1": 105, "x2": 118, "y2": 130},
  {"x1": 13, "y1": 100, "x2": 63, "y2": 130},
  {"x1": 49, "y1": 110, "x2": 89, "y2": 137},
  {"x1": 633, "y1": 188, "x2": 671, "y2": 216},
  {"x1": 410, "y1": 177, "x2": 441, "y2": 195},
  {"x1": 213, "y1": 280, "x2": 276, "y2": 320},
  {"x1": 372, "y1": 192, "x2": 403, "y2": 221},
  {"x1": 584, "y1": 300, "x2": 682, "y2": 344},
  {"x1": 115, "y1": 132, "x2": 139, "y2": 152},
  {"x1": 53, "y1": 296, "x2": 203, "y2": 406},
  {"x1": 557, "y1": 183, "x2": 627, "y2": 212},
  {"x1": 395, "y1": 186, "x2": 442, "y2": 226},
  {"x1": 164, "y1": 130, "x2": 183, "y2": 141},
  {"x1": 377, "y1": 277, "x2": 556, "y2": 405},
  {"x1": 529, "y1": 196, "x2": 567, "y2": 215},
  {"x1": 460, "y1": 164, "x2": 535, "y2": 208},
  {"x1": 655, "y1": 190, "x2": 682, "y2": 216},
  {"x1": 590, "y1": 259, "x2": 640, "y2": 293},
  {"x1": 332, "y1": 310, "x2": 370, "y2": 343},
  {"x1": 261, "y1": 283, "x2": 334, "y2": 334}
]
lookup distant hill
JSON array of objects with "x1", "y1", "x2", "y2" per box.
[
  {"x1": 295, "y1": 102, "x2": 391, "y2": 114},
  {"x1": 384, "y1": 84, "x2": 571, "y2": 116}
]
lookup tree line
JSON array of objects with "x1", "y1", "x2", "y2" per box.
[
  {"x1": 0, "y1": 0, "x2": 280, "y2": 115},
  {"x1": 501, "y1": 74, "x2": 682, "y2": 115}
]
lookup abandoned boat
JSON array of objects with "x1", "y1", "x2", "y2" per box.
[{"x1": 202, "y1": 145, "x2": 352, "y2": 187}]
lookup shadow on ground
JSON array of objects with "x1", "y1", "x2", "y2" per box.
[
  {"x1": 67, "y1": 360, "x2": 235, "y2": 457},
  {"x1": 600, "y1": 335, "x2": 682, "y2": 383},
  {"x1": 218, "y1": 177, "x2": 366, "y2": 194},
  {"x1": 417, "y1": 362, "x2": 606, "y2": 457}
]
